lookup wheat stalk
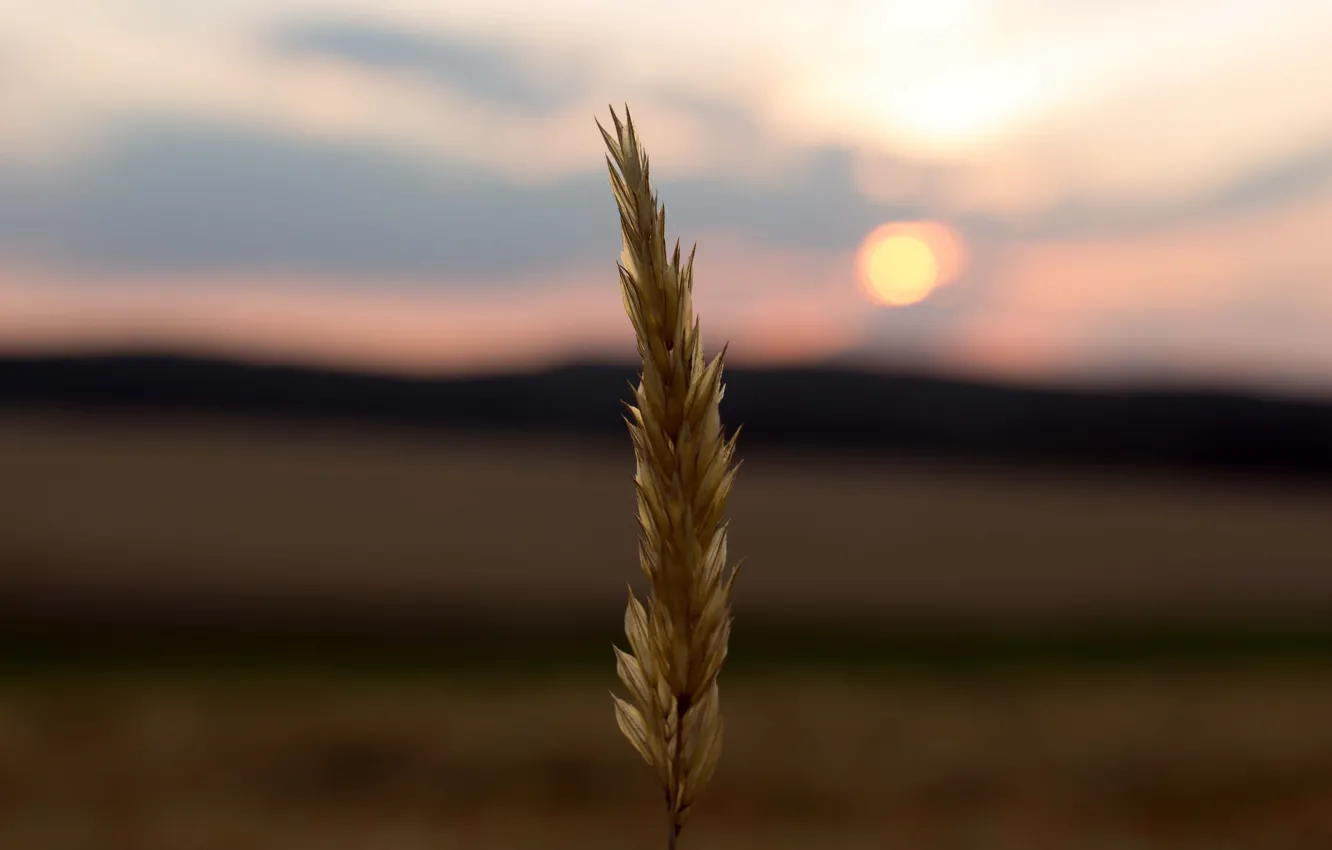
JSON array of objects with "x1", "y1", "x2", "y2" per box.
[{"x1": 596, "y1": 105, "x2": 742, "y2": 850}]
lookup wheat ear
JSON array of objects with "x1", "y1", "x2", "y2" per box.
[{"x1": 596, "y1": 105, "x2": 742, "y2": 850}]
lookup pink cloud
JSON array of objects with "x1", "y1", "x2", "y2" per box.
[
  {"x1": 0, "y1": 230, "x2": 873, "y2": 374},
  {"x1": 941, "y1": 181, "x2": 1332, "y2": 391}
]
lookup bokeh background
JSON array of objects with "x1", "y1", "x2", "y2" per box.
[{"x1": 3, "y1": 2, "x2": 1332, "y2": 848}]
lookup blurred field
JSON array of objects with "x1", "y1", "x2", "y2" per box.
[
  {"x1": 3, "y1": 412, "x2": 1332, "y2": 848},
  {"x1": 3, "y1": 411, "x2": 1332, "y2": 629},
  {"x1": 3, "y1": 669, "x2": 1332, "y2": 849}
]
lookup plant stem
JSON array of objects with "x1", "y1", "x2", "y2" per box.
[{"x1": 668, "y1": 693, "x2": 688, "y2": 849}]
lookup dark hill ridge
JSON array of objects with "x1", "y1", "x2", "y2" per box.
[{"x1": 1, "y1": 352, "x2": 1331, "y2": 481}]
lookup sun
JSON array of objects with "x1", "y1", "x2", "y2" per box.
[
  {"x1": 857, "y1": 221, "x2": 965, "y2": 307},
  {"x1": 866, "y1": 236, "x2": 937, "y2": 306}
]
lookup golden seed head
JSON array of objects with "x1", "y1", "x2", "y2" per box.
[{"x1": 597, "y1": 104, "x2": 742, "y2": 838}]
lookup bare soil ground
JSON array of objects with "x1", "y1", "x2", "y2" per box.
[{"x1": 2, "y1": 670, "x2": 1332, "y2": 849}]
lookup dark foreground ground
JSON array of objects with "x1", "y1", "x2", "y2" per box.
[
  {"x1": 3, "y1": 663, "x2": 1332, "y2": 850},
  {"x1": 2, "y1": 411, "x2": 1332, "y2": 848}
]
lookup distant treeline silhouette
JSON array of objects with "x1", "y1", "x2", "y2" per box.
[{"x1": 1, "y1": 353, "x2": 1330, "y2": 481}]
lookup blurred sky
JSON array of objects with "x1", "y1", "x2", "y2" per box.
[{"x1": 2, "y1": 1, "x2": 1331, "y2": 391}]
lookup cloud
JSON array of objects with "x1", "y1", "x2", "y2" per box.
[
  {"x1": 0, "y1": 117, "x2": 937, "y2": 281},
  {"x1": 0, "y1": 230, "x2": 874, "y2": 374},
  {"x1": 268, "y1": 19, "x2": 584, "y2": 115},
  {"x1": 930, "y1": 178, "x2": 1332, "y2": 392},
  {"x1": 8, "y1": 2, "x2": 1332, "y2": 223},
  {"x1": 3, "y1": 105, "x2": 1329, "y2": 289},
  {"x1": 0, "y1": 118, "x2": 618, "y2": 281}
]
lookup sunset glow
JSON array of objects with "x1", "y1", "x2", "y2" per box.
[{"x1": 1, "y1": 2, "x2": 1331, "y2": 390}]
